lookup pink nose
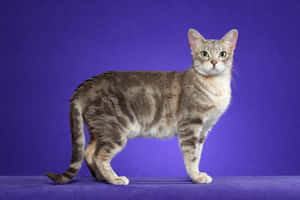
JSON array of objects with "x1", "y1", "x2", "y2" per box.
[{"x1": 211, "y1": 60, "x2": 217, "y2": 66}]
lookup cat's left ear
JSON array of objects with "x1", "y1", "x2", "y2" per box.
[
  {"x1": 188, "y1": 28, "x2": 205, "y2": 52},
  {"x1": 221, "y1": 29, "x2": 238, "y2": 51}
]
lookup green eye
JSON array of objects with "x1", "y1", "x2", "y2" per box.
[
  {"x1": 201, "y1": 51, "x2": 209, "y2": 57},
  {"x1": 219, "y1": 51, "x2": 227, "y2": 57}
]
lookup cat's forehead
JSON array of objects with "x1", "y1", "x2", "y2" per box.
[{"x1": 202, "y1": 40, "x2": 223, "y2": 50}]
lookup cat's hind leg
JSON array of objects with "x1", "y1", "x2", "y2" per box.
[
  {"x1": 83, "y1": 94, "x2": 131, "y2": 185},
  {"x1": 93, "y1": 131, "x2": 129, "y2": 185},
  {"x1": 84, "y1": 138, "x2": 105, "y2": 181}
]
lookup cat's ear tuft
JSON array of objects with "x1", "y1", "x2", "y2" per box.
[
  {"x1": 221, "y1": 29, "x2": 238, "y2": 51},
  {"x1": 188, "y1": 28, "x2": 205, "y2": 51}
]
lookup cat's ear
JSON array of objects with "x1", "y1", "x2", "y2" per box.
[
  {"x1": 221, "y1": 29, "x2": 238, "y2": 51},
  {"x1": 188, "y1": 28, "x2": 205, "y2": 52}
]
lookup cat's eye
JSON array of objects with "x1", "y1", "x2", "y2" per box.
[
  {"x1": 200, "y1": 51, "x2": 209, "y2": 57},
  {"x1": 219, "y1": 51, "x2": 227, "y2": 58}
]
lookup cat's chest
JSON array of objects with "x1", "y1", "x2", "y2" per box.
[
  {"x1": 211, "y1": 88, "x2": 231, "y2": 113},
  {"x1": 206, "y1": 93, "x2": 231, "y2": 124},
  {"x1": 203, "y1": 77, "x2": 231, "y2": 123}
]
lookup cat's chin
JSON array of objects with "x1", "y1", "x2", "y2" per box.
[{"x1": 192, "y1": 66, "x2": 226, "y2": 77}]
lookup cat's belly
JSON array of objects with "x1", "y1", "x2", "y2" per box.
[{"x1": 128, "y1": 121, "x2": 177, "y2": 139}]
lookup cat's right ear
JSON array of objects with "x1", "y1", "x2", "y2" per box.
[
  {"x1": 188, "y1": 28, "x2": 205, "y2": 52},
  {"x1": 221, "y1": 29, "x2": 238, "y2": 51}
]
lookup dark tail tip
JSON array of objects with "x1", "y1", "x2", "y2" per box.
[{"x1": 46, "y1": 172, "x2": 70, "y2": 184}]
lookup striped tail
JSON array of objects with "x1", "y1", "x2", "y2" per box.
[{"x1": 46, "y1": 101, "x2": 85, "y2": 184}]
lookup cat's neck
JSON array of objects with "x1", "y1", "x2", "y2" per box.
[{"x1": 186, "y1": 67, "x2": 232, "y2": 96}]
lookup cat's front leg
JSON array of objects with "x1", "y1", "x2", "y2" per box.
[{"x1": 178, "y1": 122, "x2": 212, "y2": 184}]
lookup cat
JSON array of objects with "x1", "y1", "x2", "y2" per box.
[{"x1": 46, "y1": 28, "x2": 238, "y2": 185}]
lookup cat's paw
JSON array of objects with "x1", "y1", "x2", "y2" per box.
[
  {"x1": 108, "y1": 176, "x2": 130, "y2": 185},
  {"x1": 192, "y1": 172, "x2": 213, "y2": 184}
]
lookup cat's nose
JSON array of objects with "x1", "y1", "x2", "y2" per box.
[{"x1": 211, "y1": 60, "x2": 217, "y2": 67}]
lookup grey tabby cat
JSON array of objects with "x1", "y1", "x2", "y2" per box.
[{"x1": 46, "y1": 28, "x2": 238, "y2": 185}]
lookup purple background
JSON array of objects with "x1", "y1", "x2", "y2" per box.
[{"x1": 1, "y1": 0, "x2": 300, "y2": 178}]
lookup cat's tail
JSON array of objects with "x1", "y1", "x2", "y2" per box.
[{"x1": 46, "y1": 101, "x2": 85, "y2": 184}]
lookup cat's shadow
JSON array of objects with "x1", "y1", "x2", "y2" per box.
[
  {"x1": 45, "y1": 177, "x2": 195, "y2": 185},
  {"x1": 93, "y1": 178, "x2": 194, "y2": 185}
]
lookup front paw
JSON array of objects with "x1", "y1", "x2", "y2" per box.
[{"x1": 192, "y1": 172, "x2": 213, "y2": 184}]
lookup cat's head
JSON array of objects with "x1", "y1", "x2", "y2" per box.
[{"x1": 188, "y1": 29, "x2": 238, "y2": 76}]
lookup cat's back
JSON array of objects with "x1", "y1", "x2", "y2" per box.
[{"x1": 104, "y1": 70, "x2": 180, "y2": 91}]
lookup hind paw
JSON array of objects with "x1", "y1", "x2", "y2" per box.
[{"x1": 107, "y1": 176, "x2": 129, "y2": 185}]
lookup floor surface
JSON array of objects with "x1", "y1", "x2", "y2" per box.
[{"x1": 0, "y1": 176, "x2": 299, "y2": 200}]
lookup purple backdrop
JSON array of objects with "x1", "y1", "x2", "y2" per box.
[{"x1": 1, "y1": 0, "x2": 300, "y2": 177}]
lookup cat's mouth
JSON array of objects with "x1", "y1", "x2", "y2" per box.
[
  {"x1": 205, "y1": 68, "x2": 228, "y2": 78},
  {"x1": 193, "y1": 65, "x2": 226, "y2": 77}
]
